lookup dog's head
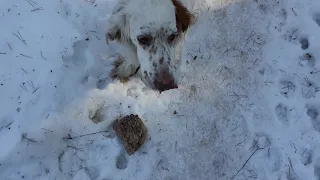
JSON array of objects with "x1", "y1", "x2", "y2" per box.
[{"x1": 107, "y1": 0, "x2": 194, "y2": 92}]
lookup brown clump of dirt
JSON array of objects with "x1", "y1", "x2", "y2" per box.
[{"x1": 113, "y1": 114, "x2": 148, "y2": 155}]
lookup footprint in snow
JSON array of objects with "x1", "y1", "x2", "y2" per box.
[
  {"x1": 311, "y1": 12, "x2": 320, "y2": 27},
  {"x1": 279, "y1": 80, "x2": 296, "y2": 98},
  {"x1": 62, "y1": 39, "x2": 88, "y2": 68},
  {"x1": 299, "y1": 37, "x2": 309, "y2": 50},
  {"x1": 267, "y1": 148, "x2": 282, "y2": 173},
  {"x1": 299, "y1": 53, "x2": 316, "y2": 68},
  {"x1": 301, "y1": 78, "x2": 319, "y2": 99},
  {"x1": 301, "y1": 148, "x2": 312, "y2": 165},
  {"x1": 96, "y1": 78, "x2": 108, "y2": 89},
  {"x1": 275, "y1": 103, "x2": 289, "y2": 124},
  {"x1": 116, "y1": 152, "x2": 128, "y2": 170},
  {"x1": 306, "y1": 106, "x2": 320, "y2": 134},
  {"x1": 314, "y1": 157, "x2": 320, "y2": 180}
]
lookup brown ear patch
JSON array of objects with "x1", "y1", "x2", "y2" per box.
[{"x1": 171, "y1": 0, "x2": 194, "y2": 33}]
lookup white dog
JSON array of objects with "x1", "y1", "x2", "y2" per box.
[{"x1": 106, "y1": 0, "x2": 194, "y2": 92}]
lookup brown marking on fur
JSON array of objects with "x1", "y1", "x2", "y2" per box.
[{"x1": 171, "y1": 0, "x2": 194, "y2": 33}]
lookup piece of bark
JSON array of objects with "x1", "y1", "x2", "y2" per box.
[{"x1": 113, "y1": 114, "x2": 148, "y2": 155}]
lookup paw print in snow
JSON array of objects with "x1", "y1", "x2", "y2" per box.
[
  {"x1": 275, "y1": 103, "x2": 289, "y2": 124},
  {"x1": 312, "y1": 12, "x2": 320, "y2": 27},
  {"x1": 116, "y1": 153, "x2": 128, "y2": 170},
  {"x1": 301, "y1": 77, "x2": 319, "y2": 99},
  {"x1": 299, "y1": 38, "x2": 309, "y2": 50},
  {"x1": 279, "y1": 80, "x2": 296, "y2": 98},
  {"x1": 301, "y1": 148, "x2": 312, "y2": 165},
  {"x1": 315, "y1": 157, "x2": 320, "y2": 180},
  {"x1": 306, "y1": 105, "x2": 320, "y2": 134},
  {"x1": 299, "y1": 53, "x2": 316, "y2": 67}
]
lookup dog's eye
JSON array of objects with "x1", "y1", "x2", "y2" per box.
[
  {"x1": 137, "y1": 35, "x2": 152, "y2": 46},
  {"x1": 168, "y1": 33, "x2": 178, "y2": 44}
]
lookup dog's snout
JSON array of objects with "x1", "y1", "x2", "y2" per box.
[{"x1": 154, "y1": 71, "x2": 178, "y2": 92}]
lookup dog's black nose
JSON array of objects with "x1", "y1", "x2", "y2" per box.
[{"x1": 154, "y1": 72, "x2": 178, "y2": 92}]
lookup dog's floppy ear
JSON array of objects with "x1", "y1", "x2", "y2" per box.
[
  {"x1": 106, "y1": 4, "x2": 130, "y2": 44},
  {"x1": 171, "y1": 0, "x2": 194, "y2": 33}
]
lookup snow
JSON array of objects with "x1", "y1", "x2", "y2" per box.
[{"x1": 0, "y1": 0, "x2": 320, "y2": 179}]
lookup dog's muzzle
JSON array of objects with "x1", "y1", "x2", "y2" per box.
[{"x1": 154, "y1": 71, "x2": 178, "y2": 92}]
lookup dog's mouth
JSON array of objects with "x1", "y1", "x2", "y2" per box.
[{"x1": 136, "y1": 67, "x2": 178, "y2": 92}]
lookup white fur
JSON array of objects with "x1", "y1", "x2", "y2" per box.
[{"x1": 106, "y1": 0, "x2": 192, "y2": 90}]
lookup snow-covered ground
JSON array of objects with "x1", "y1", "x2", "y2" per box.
[{"x1": 0, "y1": 0, "x2": 320, "y2": 179}]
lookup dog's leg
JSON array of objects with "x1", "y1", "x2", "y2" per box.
[
  {"x1": 110, "y1": 43, "x2": 140, "y2": 82},
  {"x1": 106, "y1": 1, "x2": 140, "y2": 82}
]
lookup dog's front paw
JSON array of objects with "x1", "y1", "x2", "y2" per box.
[
  {"x1": 110, "y1": 57, "x2": 139, "y2": 83},
  {"x1": 106, "y1": 29, "x2": 121, "y2": 44}
]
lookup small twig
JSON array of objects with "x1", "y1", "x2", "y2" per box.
[
  {"x1": 25, "y1": 0, "x2": 37, "y2": 7},
  {"x1": 0, "y1": 52, "x2": 6, "y2": 55},
  {"x1": 310, "y1": 69, "x2": 320, "y2": 74},
  {"x1": 291, "y1": 8, "x2": 297, "y2": 16},
  {"x1": 21, "y1": 68, "x2": 28, "y2": 74},
  {"x1": 22, "y1": 133, "x2": 39, "y2": 143},
  {"x1": 20, "y1": 83, "x2": 28, "y2": 92},
  {"x1": 246, "y1": 30, "x2": 255, "y2": 45},
  {"x1": 292, "y1": 29, "x2": 298, "y2": 35},
  {"x1": 29, "y1": 0, "x2": 37, "y2": 4},
  {"x1": 7, "y1": 42, "x2": 13, "y2": 51},
  {"x1": 231, "y1": 148, "x2": 262, "y2": 179},
  {"x1": 31, "y1": 7, "x2": 44, "y2": 12},
  {"x1": 13, "y1": 32, "x2": 27, "y2": 45},
  {"x1": 58, "y1": 151, "x2": 65, "y2": 172},
  {"x1": 229, "y1": 92, "x2": 248, "y2": 100},
  {"x1": 41, "y1": 51, "x2": 47, "y2": 60},
  {"x1": 287, "y1": 157, "x2": 297, "y2": 179},
  {"x1": 20, "y1": 53, "x2": 32, "y2": 58},
  {"x1": 304, "y1": 77, "x2": 313, "y2": 86},
  {"x1": 32, "y1": 87, "x2": 40, "y2": 94},
  {"x1": 25, "y1": 0, "x2": 35, "y2": 7},
  {"x1": 290, "y1": 141, "x2": 297, "y2": 153},
  {"x1": 63, "y1": 130, "x2": 109, "y2": 140},
  {"x1": 27, "y1": 80, "x2": 40, "y2": 94},
  {"x1": 235, "y1": 142, "x2": 243, "y2": 147},
  {"x1": 17, "y1": 31, "x2": 26, "y2": 42},
  {"x1": 41, "y1": 128, "x2": 53, "y2": 133},
  {"x1": 293, "y1": 73, "x2": 301, "y2": 79}
]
